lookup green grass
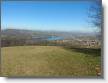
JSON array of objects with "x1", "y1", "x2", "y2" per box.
[{"x1": 1, "y1": 46, "x2": 101, "y2": 77}]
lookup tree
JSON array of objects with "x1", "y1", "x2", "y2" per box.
[{"x1": 88, "y1": 0, "x2": 102, "y2": 40}]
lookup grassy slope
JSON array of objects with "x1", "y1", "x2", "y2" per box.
[{"x1": 1, "y1": 46, "x2": 101, "y2": 77}]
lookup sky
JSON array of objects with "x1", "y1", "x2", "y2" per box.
[{"x1": 1, "y1": 1, "x2": 96, "y2": 32}]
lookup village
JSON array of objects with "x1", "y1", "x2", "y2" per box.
[{"x1": 48, "y1": 38, "x2": 101, "y2": 48}]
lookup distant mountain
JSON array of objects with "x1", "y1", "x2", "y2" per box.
[
  {"x1": 1, "y1": 29, "x2": 51, "y2": 39},
  {"x1": 1, "y1": 29, "x2": 97, "y2": 40}
]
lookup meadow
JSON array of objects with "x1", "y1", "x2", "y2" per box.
[{"x1": 1, "y1": 46, "x2": 101, "y2": 77}]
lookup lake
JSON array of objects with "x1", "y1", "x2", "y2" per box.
[
  {"x1": 47, "y1": 36, "x2": 64, "y2": 41},
  {"x1": 31, "y1": 36, "x2": 64, "y2": 41}
]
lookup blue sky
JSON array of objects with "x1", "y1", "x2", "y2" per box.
[{"x1": 1, "y1": 1, "x2": 95, "y2": 32}]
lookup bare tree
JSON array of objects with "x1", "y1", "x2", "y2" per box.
[{"x1": 88, "y1": 0, "x2": 102, "y2": 40}]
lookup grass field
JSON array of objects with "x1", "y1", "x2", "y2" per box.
[{"x1": 1, "y1": 46, "x2": 101, "y2": 77}]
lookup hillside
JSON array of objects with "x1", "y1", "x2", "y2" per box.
[{"x1": 1, "y1": 46, "x2": 101, "y2": 77}]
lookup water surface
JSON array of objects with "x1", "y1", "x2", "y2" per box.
[{"x1": 47, "y1": 36, "x2": 64, "y2": 41}]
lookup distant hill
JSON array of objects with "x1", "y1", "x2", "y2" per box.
[
  {"x1": 1, "y1": 29, "x2": 99, "y2": 47},
  {"x1": 1, "y1": 29, "x2": 97, "y2": 40}
]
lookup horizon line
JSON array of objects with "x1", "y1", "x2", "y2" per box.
[{"x1": 1, "y1": 26, "x2": 96, "y2": 33}]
